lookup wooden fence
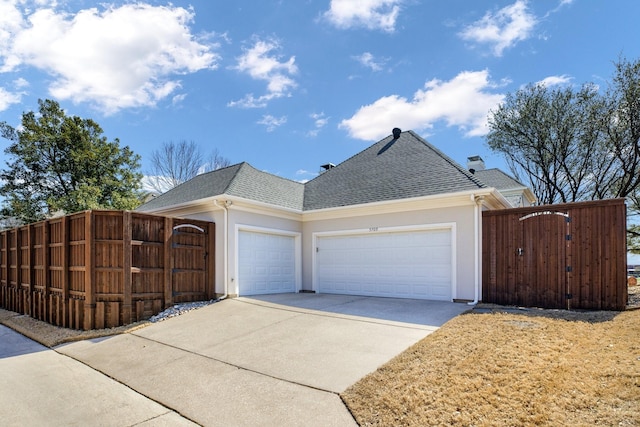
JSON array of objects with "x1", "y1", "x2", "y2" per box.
[
  {"x1": 482, "y1": 199, "x2": 627, "y2": 310},
  {"x1": 0, "y1": 210, "x2": 215, "y2": 330}
]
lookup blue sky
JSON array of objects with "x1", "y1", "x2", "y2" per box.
[{"x1": 1, "y1": 0, "x2": 639, "y2": 187}]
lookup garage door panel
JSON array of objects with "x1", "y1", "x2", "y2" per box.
[
  {"x1": 316, "y1": 229, "x2": 452, "y2": 300},
  {"x1": 238, "y1": 231, "x2": 296, "y2": 295}
]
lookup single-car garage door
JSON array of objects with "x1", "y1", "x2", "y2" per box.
[
  {"x1": 316, "y1": 228, "x2": 452, "y2": 300},
  {"x1": 238, "y1": 230, "x2": 297, "y2": 295}
]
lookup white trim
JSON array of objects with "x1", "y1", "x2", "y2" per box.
[
  {"x1": 234, "y1": 224, "x2": 302, "y2": 296},
  {"x1": 311, "y1": 223, "x2": 457, "y2": 301},
  {"x1": 138, "y1": 188, "x2": 510, "y2": 220},
  {"x1": 302, "y1": 188, "x2": 508, "y2": 221}
]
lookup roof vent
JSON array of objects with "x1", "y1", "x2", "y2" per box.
[
  {"x1": 320, "y1": 163, "x2": 335, "y2": 173},
  {"x1": 392, "y1": 128, "x2": 402, "y2": 139}
]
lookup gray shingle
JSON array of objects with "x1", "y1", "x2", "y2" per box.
[
  {"x1": 473, "y1": 168, "x2": 526, "y2": 191},
  {"x1": 137, "y1": 163, "x2": 244, "y2": 212},
  {"x1": 303, "y1": 130, "x2": 486, "y2": 210},
  {"x1": 226, "y1": 163, "x2": 305, "y2": 210},
  {"x1": 137, "y1": 130, "x2": 489, "y2": 213},
  {"x1": 137, "y1": 162, "x2": 305, "y2": 212}
]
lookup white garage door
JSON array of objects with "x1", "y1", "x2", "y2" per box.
[
  {"x1": 238, "y1": 230, "x2": 296, "y2": 295},
  {"x1": 316, "y1": 229, "x2": 452, "y2": 300}
]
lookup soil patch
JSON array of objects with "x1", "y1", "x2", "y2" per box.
[{"x1": 0, "y1": 310, "x2": 150, "y2": 347}]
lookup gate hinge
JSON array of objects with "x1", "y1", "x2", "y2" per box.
[
  {"x1": 566, "y1": 234, "x2": 571, "y2": 241},
  {"x1": 566, "y1": 293, "x2": 573, "y2": 299},
  {"x1": 565, "y1": 217, "x2": 572, "y2": 223},
  {"x1": 566, "y1": 266, "x2": 572, "y2": 272}
]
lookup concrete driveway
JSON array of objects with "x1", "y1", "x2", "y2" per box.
[{"x1": 30, "y1": 294, "x2": 468, "y2": 426}]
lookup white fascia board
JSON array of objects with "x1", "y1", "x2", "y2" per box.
[
  {"x1": 225, "y1": 196, "x2": 302, "y2": 221},
  {"x1": 301, "y1": 188, "x2": 507, "y2": 222},
  {"x1": 138, "y1": 194, "x2": 302, "y2": 221},
  {"x1": 136, "y1": 195, "x2": 223, "y2": 216}
]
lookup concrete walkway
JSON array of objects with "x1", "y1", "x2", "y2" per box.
[
  {"x1": 5, "y1": 294, "x2": 470, "y2": 426},
  {"x1": 0, "y1": 325, "x2": 196, "y2": 426}
]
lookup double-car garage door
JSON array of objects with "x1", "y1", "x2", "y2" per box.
[
  {"x1": 238, "y1": 228, "x2": 452, "y2": 300},
  {"x1": 316, "y1": 229, "x2": 452, "y2": 301}
]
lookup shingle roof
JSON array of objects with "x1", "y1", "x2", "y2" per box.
[
  {"x1": 303, "y1": 130, "x2": 486, "y2": 210},
  {"x1": 137, "y1": 162, "x2": 305, "y2": 212},
  {"x1": 137, "y1": 130, "x2": 488, "y2": 213},
  {"x1": 473, "y1": 168, "x2": 527, "y2": 191}
]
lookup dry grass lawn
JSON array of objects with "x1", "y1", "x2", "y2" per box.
[{"x1": 342, "y1": 307, "x2": 640, "y2": 426}]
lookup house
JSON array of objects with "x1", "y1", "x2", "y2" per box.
[{"x1": 137, "y1": 129, "x2": 533, "y2": 303}]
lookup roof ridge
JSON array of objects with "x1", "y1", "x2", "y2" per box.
[
  {"x1": 474, "y1": 167, "x2": 528, "y2": 188},
  {"x1": 241, "y1": 162, "x2": 306, "y2": 186},
  {"x1": 406, "y1": 130, "x2": 486, "y2": 189},
  {"x1": 304, "y1": 134, "x2": 395, "y2": 185}
]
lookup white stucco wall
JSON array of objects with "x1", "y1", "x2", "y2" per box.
[
  {"x1": 141, "y1": 193, "x2": 488, "y2": 302},
  {"x1": 301, "y1": 203, "x2": 479, "y2": 301}
]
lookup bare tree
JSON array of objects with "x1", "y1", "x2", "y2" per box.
[
  {"x1": 146, "y1": 140, "x2": 230, "y2": 193},
  {"x1": 487, "y1": 83, "x2": 606, "y2": 205},
  {"x1": 487, "y1": 57, "x2": 640, "y2": 206}
]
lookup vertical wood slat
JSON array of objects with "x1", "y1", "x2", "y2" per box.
[
  {"x1": 61, "y1": 216, "x2": 69, "y2": 328},
  {"x1": 15, "y1": 227, "x2": 21, "y2": 313},
  {"x1": 207, "y1": 222, "x2": 216, "y2": 300},
  {"x1": 83, "y1": 211, "x2": 95, "y2": 330},
  {"x1": 122, "y1": 211, "x2": 133, "y2": 325},
  {"x1": 164, "y1": 216, "x2": 173, "y2": 309}
]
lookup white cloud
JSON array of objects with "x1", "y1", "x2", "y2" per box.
[
  {"x1": 545, "y1": 0, "x2": 575, "y2": 17},
  {"x1": 258, "y1": 114, "x2": 287, "y2": 132},
  {"x1": 0, "y1": 2, "x2": 219, "y2": 114},
  {"x1": 295, "y1": 169, "x2": 318, "y2": 183},
  {"x1": 339, "y1": 70, "x2": 505, "y2": 140},
  {"x1": 323, "y1": 0, "x2": 402, "y2": 33},
  {"x1": 536, "y1": 74, "x2": 572, "y2": 87},
  {"x1": 0, "y1": 76, "x2": 28, "y2": 112},
  {"x1": 459, "y1": 0, "x2": 536, "y2": 57},
  {"x1": 353, "y1": 52, "x2": 386, "y2": 71},
  {"x1": 0, "y1": 86, "x2": 22, "y2": 111},
  {"x1": 229, "y1": 38, "x2": 297, "y2": 108},
  {"x1": 307, "y1": 112, "x2": 329, "y2": 137}
]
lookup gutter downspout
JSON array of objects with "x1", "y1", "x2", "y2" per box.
[
  {"x1": 213, "y1": 199, "x2": 232, "y2": 301},
  {"x1": 468, "y1": 194, "x2": 484, "y2": 306}
]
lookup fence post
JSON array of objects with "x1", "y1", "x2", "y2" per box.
[
  {"x1": 61, "y1": 216, "x2": 69, "y2": 328},
  {"x1": 43, "y1": 220, "x2": 50, "y2": 322},
  {"x1": 164, "y1": 216, "x2": 173, "y2": 309},
  {"x1": 0, "y1": 229, "x2": 6, "y2": 308},
  {"x1": 25, "y1": 224, "x2": 34, "y2": 317},
  {"x1": 207, "y1": 222, "x2": 216, "y2": 299},
  {"x1": 83, "y1": 211, "x2": 95, "y2": 330},
  {"x1": 122, "y1": 211, "x2": 133, "y2": 325}
]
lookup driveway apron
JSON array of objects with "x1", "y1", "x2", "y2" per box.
[{"x1": 56, "y1": 294, "x2": 469, "y2": 426}]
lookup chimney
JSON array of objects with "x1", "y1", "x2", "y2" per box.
[
  {"x1": 467, "y1": 155, "x2": 485, "y2": 173},
  {"x1": 392, "y1": 128, "x2": 402, "y2": 139}
]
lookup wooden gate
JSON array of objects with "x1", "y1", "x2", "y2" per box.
[{"x1": 483, "y1": 199, "x2": 627, "y2": 310}]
